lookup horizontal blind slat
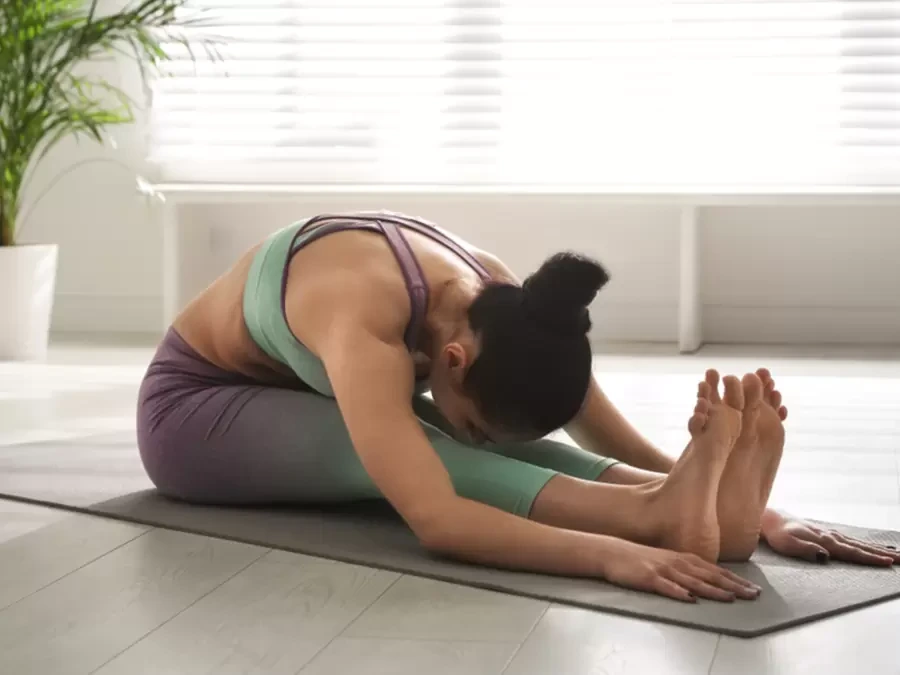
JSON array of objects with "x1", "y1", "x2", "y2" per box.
[{"x1": 149, "y1": 0, "x2": 900, "y2": 185}]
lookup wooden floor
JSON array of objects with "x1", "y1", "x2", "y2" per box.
[{"x1": 1, "y1": 339, "x2": 899, "y2": 674}]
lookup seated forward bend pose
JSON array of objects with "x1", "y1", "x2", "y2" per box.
[{"x1": 137, "y1": 211, "x2": 899, "y2": 603}]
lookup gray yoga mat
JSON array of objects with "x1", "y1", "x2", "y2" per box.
[
  {"x1": 6, "y1": 488, "x2": 900, "y2": 638},
  {"x1": 1, "y1": 434, "x2": 899, "y2": 637}
]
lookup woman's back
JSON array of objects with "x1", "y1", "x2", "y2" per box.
[{"x1": 172, "y1": 213, "x2": 508, "y2": 390}]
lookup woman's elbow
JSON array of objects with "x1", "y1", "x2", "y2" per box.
[{"x1": 407, "y1": 504, "x2": 461, "y2": 554}]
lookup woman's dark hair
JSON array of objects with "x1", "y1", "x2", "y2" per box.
[{"x1": 464, "y1": 252, "x2": 610, "y2": 437}]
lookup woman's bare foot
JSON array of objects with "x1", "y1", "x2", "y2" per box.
[
  {"x1": 715, "y1": 368, "x2": 788, "y2": 561},
  {"x1": 646, "y1": 372, "x2": 744, "y2": 563}
]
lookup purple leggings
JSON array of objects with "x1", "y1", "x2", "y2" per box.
[{"x1": 137, "y1": 329, "x2": 616, "y2": 515}]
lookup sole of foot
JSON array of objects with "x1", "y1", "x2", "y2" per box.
[
  {"x1": 651, "y1": 371, "x2": 744, "y2": 563},
  {"x1": 715, "y1": 368, "x2": 788, "y2": 562}
]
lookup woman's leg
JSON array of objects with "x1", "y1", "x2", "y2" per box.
[
  {"x1": 140, "y1": 365, "x2": 744, "y2": 561},
  {"x1": 462, "y1": 375, "x2": 747, "y2": 562},
  {"x1": 142, "y1": 378, "x2": 653, "y2": 516}
]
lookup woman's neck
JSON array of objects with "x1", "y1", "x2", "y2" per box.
[{"x1": 423, "y1": 277, "x2": 479, "y2": 360}]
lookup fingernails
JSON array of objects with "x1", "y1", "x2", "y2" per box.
[
  {"x1": 886, "y1": 545, "x2": 896, "y2": 550},
  {"x1": 816, "y1": 551, "x2": 829, "y2": 564},
  {"x1": 687, "y1": 592, "x2": 695, "y2": 600}
]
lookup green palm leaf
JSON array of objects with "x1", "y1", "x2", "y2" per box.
[{"x1": 0, "y1": 0, "x2": 212, "y2": 246}]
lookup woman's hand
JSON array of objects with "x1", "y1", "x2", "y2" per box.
[
  {"x1": 600, "y1": 539, "x2": 762, "y2": 603},
  {"x1": 761, "y1": 510, "x2": 900, "y2": 566}
]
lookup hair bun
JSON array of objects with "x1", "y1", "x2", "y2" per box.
[{"x1": 522, "y1": 252, "x2": 610, "y2": 336}]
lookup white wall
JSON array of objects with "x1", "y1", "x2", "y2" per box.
[
  {"x1": 126, "y1": 197, "x2": 900, "y2": 347},
  {"x1": 175, "y1": 198, "x2": 681, "y2": 343},
  {"x1": 17, "y1": 11, "x2": 162, "y2": 335},
  {"x1": 701, "y1": 207, "x2": 900, "y2": 345},
  {"x1": 25, "y1": 168, "x2": 900, "y2": 345}
]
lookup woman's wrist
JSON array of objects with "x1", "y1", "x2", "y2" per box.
[
  {"x1": 581, "y1": 533, "x2": 634, "y2": 579},
  {"x1": 759, "y1": 508, "x2": 785, "y2": 539}
]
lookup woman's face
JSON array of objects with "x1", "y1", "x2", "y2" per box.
[
  {"x1": 428, "y1": 341, "x2": 539, "y2": 446},
  {"x1": 429, "y1": 341, "x2": 494, "y2": 445}
]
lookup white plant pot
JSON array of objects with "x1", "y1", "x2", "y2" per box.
[{"x1": 0, "y1": 244, "x2": 59, "y2": 361}]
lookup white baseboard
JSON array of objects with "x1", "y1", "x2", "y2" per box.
[
  {"x1": 704, "y1": 306, "x2": 900, "y2": 345},
  {"x1": 52, "y1": 293, "x2": 163, "y2": 334}
]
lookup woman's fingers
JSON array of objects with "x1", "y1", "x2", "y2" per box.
[
  {"x1": 832, "y1": 532, "x2": 900, "y2": 564},
  {"x1": 822, "y1": 533, "x2": 894, "y2": 566},
  {"x1": 780, "y1": 535, "x2": 831, "y2": 563},
  {"x1": 652, "y1": 575, "x2": 696, "y2": 603},
  {"x1": 668, "y1": 569, "x2": 736, "y2": 603},
  {"x1": 686, "y1": 563, "x2": 761, "y2": 600},
  {"x1": 691, "y1": 558, "x2": 762, "y2": 594}
]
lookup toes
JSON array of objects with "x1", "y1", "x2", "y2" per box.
[
  {"x1": 778, "y1": 406, "x2": 788, "y2": 421},
  {"x1": 688, "y1": 411, "x2": 707, "y2": 436},
  {"x1": 705, "y1": 370, "x2": 722, "y2": 403},
  {"x1": 757, "y1": 368, "x2": 783, "y2": 407},
  {"x1": 695, "y1": 398, "x2": 710, "y2": 415},
  {"x1": 722, "y1": 375, "x2": 745, "y2": 411},
  {"x1": 697, "y1": 381, "x2": 711, "y2": 401},
  {"x1": 741, "y1": 373, "x2": 764, "y2": 409}
]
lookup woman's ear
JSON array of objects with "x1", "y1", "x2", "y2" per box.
[{"x1": 443, "y1": 342, "x2": 470, "y2": 383}]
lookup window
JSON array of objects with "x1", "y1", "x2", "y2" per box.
[{"x1": 148, "y1": 1, "x2": 900, "y2": 187}]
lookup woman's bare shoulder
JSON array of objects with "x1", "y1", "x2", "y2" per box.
[{"x1": 471, "y1": 248, "x2": 520, "y2": 285}]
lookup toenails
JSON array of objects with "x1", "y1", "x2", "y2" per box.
[
  {"x1": 770, "y1": 390, "x2": 782, "y2": 408},
  {"x1": 697, "y1": 381, "x2": 711, "y2": 400},
  {"x1": 741, "y1": 373, "x2": 764, "y2": 407},
  {"x1": 721, "y1": 375, "x2": 745, "y2": 411},
  {"x1": 705, "y1": 370, "x2": 722, "y2": 401},
  {"x1": 688, "y1": 411, "x2": 707, "y2": 435}
]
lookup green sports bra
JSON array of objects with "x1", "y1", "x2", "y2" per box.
[{"x1": 242, "y1": 211, "x2": 492, "y2": 397}]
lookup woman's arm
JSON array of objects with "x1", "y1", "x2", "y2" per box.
[
  {"x1": 324, "y1": 321, "x2": 607, "y2": 575},
  {"x1": 318, "y1": 302, "x2": 752, "y2": 601},
  {"x1": 566, "y1": 377, "x2": 676, "y2": 473}
]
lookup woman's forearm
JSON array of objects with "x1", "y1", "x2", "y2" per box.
[
  {"x1": 417, "y1": 496, "x2": 761, "y2": 604},
  {"x1": 567, "y1": 378, "x2": 676, "y2": 473},
  {"x1": 418, "y1": 496, "x2": 614, "y2": 579}
]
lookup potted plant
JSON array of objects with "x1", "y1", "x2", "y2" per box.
[{"x1": 0, "y1": 0, "x2": 201, "y2": 360}]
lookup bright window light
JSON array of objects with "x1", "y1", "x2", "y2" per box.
[{"x1": 148, "y1": 1, "x2": 900, "y2": 188}]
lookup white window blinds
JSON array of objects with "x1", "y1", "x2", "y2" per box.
[{"x1": 149, "y1": 1, "x2": 900, "y2": 187}]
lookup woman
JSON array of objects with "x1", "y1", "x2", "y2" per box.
[{"x1": 138, "y1": 210, "x2": 899, "y2": 603}]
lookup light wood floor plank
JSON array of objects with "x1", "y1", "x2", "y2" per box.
[
  {"x1": 0, "y1": 529, "x2": 266, "y2": 675},
  {"x1": 503, "y1": 605, "x2": 718, "y2": 675},
  {"x1": 0, "y1": 499, "x2": 69, "y2": 545},
  {"x1": 299, "y1": 638, "x2": 518, "y2": 675},
  {"x1": 710, "y1": 598, "x2": 900, "y2": 675},
  {"x1": 343, "y1": 575, "x2": 549, "y2": 643},
  {"x1": 94, "y1": 550, "x2": 399, "y2": 675},
  {"x1": 0, "y1": 510, "x2": 148, "y2": 610}
]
